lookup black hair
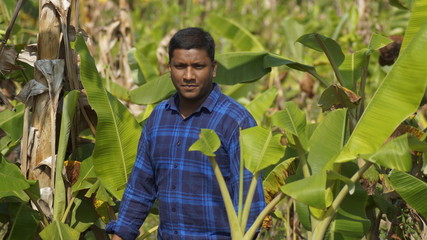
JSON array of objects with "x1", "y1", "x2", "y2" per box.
[{"x1": 168, "y1": 27, "x2": 215, "y2": 62}]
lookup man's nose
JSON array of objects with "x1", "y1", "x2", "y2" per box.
[{"x1": 184, "y1": 66, "x2": 195, "y2": 80}]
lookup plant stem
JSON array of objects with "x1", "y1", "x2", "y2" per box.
[
  {"x1": 243, "y1": 192, "x2": 286, "y2": 240},
  {"x1": 240, "y1": 172, "x2": 260, "y2": 231},
  {"x1": 209, "y1": 157, "x2": 243, "y2": 239},
  {"x1": 357, "y1": 54, "x2": 370, "y2": 121},
  {"x1": 312, "y1": 161, "x2": 373, "y2": 240},
  {"x1": 61, "y1": 196, "x2": 76, "y2": 223},
  {"x1": 314, "y1": 34, "x2": 344, "y2": 86},
  {"x1": 238, "y1": 129, "x2": 244, "y2": 223},
  {"x1": 293, "y1": 136, "x2": 310, "y2": 178},
  {"x1": 0, "y1": 0, "x2": 23, "y2": 45}
]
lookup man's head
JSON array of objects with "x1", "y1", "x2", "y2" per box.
[
  {"x1": 168, "y1": 28, "x2": 217, "y2": 108},
  {"x1": 168, "y1": 27, "x2": 215, "y2": 62}
]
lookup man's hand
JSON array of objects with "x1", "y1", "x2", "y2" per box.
[{"x1": 111, "y1": 234, "x2": 123, "y2": 240}]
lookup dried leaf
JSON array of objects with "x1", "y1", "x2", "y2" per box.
[
  {"x1": 35, "y1": 59, "x2": 64, "y2": 101},
  {"x1": 15, "y1": 79, "x2": 48, "y2": 104},
  {"x1": 0, "y1": 46, "x2": 22, "y2": 73},
  {"x1": 64, "y1": 160, "x2": 81, "y2": 185},
  {"x1": 318, "y1": 84, "x2": 361, "y2": 112},
  {"x1": 17, "y1": 44, "x2": 38, "y2": 67}
]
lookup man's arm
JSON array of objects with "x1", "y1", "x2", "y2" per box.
[
  {"x1": 105, "y1": 127, "x2": 157, "y2": 239},
  {"x1": 111, "y1": 234, "x2": 123, "y2": 240}
]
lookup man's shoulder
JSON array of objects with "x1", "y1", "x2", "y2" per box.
[{"x1": 215, "y1": 93, "x2": 256, "y2": 129}]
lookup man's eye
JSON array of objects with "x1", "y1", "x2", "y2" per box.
[{"x1": 194, "y1": 65, "x2": 204, "y2": 69}]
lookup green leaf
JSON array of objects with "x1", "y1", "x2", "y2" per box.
[
  {"x1": 400, "y1": 0, "x2": 427, "y2": 52},
  {"x1": 241, "y1": 126, "x2": 285, "y2": 173},
  {"x1": 263, "y1": 157, "x2": 296, "y2": 203},
  {"x1": 207, "y1": 14, "x2": 265, "y2": 51},
  {"x1": 0, "y1": 155, "x2": 29, "y2": 193},
  {"x1": 308, "y1": 109, "x2": 346, "y2": 174},
  {"x1": 188, "y1": 129, "x2": 221, "y2": 157},
  {"x1": 72, "y1": 157, "x2": 96, "y2": 195},
  {"x1": 390, "y1": 170, "x2": 427, "y2": 218},
  {"x1": 327, "y1": 171, "x2": 355, "y2": 195},
  {"x1": 246, "y1": 88, "x2": 277, "y2": 125},
  {"x1": 296, "y1": 201, "x2": 312, "y2": 231},
  {"x1": 39, "y1": 220, "x2": 80, "y2": 240},
  {"x1": 272, "y1": 101, "x2": 308, "y2": 150},
  {"x1": 54, "y1": 90, "x2": 79, "y2": 221},
  {"x1": 215, "y1": 52, "x2": 322, "y2": 86},
  {"x1": 215, "y1": 52, "x2": 271, "y2": 85},
  {"x1": 75, "y1": 36, "x2": 142, "y2": 200},
  {"x1": 7, "y1": 202, "x2": 40, "y2": 240},
  {"x1": 338, "y1": 50, "x2": 369, "y2": 91},
  {"x1": 362, "y1": 134, "x2": 412, "y2": 171},
  {"x1": 0, "y1": 104, "x2": 24, "y2": 141},
  {"x1": 297, "y1": 33, "x2": 345, "y2": 84},
  {"x1": 368, "y1": 34, "x2": 393, "y2": 50},
  {"x1": 129, "y1": 74, "x2": 175, "y2": 104},
  {"x1": 281, "y1": 172, "x2": 327, "y2": 209},
  {"x1": 69, "y1": 195, "x2": 99, "y2": 233},
  {"x1": 336, "y1": 20, "x2": 427, "y2": 162},
  {"x1": 327, "y1": 177, "x2": 370, "y2": 240}
]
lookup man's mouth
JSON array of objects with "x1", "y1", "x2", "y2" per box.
[{"x1": 181, "y1": 85, "x2": 198, "y2": 89}]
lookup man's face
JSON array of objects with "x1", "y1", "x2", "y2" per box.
[{"x1": 170, "y1": 48, "x2": 217, "y2": 103}]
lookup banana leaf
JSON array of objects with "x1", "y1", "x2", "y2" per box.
[
  {"x1": 361, "y1": 134, "x2": 412, "y2": 171},
  {"x1": 390, "y1": 170, "x2": 427, "y2": 218},
  {"x1": 71, "y1": 157, "x2": 96, "y2": 195},
  {"x1": 245, "y1": 88, "x2": 277, "y2": 125},
  {"x1": 75, "y1": 36, "x2": 142, "y2": 200},
  {"x1": 39, "y1": 220, "x2": 80, "y2": 240},
  {"x1": 307, "y1": 109, "x2": 347, "y2": 174},
  {"x1": 0, "y1": 155, "x2": 29, "y2": 193},
  {"x1": 400, "y1": 0, "x2": 427, "y2": 52},
  {"x1": 129, "y1": 73, "x2": 175, "y2": 105},
  {"x1": 263, "y1": 157, "x2": 296, "y2": 203},
  {"x1": 241, "y1": 126, "x2": 285, "y2": 173},
  {"x1": 188, "y1": 129, "x2": 220, "y2": 157},
  {"x1": 6, "y1": 202, "x2": 40, "y2": 240},
  {"x1": 54, "y1": 90, "x2": 79, "y2": 221},
  {"x1": 336, "y1": 20, "x2": 427, "y2": 162},
  {"x1": 0, "y1": 104, "x2": 24, "y2": 141},
  {"x1": 206, "y1": 14, "x2": 265, "y2": 51},
  {"x1": 69, "y1": 194, "x2": 99, "y2": 233},
  {"x1": 272, "y1": 101, "x2": 309, "y2": 150}
]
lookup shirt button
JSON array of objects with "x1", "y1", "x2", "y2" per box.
[
  {"x1": 177, "y1": 141, "x2": 181, "y2": 146},
  {"x1": 172, "y1": 185, "x2": 176, "y2": 190}
]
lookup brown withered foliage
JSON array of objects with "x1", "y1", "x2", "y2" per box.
[{"x1": 379, "y1": 35, "x2": 403, "y2": 66}]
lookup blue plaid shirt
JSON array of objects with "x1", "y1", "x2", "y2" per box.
[{"x1": 106, "y1": 84, "x2": 265, "y2": 239}]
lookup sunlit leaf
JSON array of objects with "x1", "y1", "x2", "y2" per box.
[
  {"x1": 308, "y1": 109, "x2": 346, "y2": 174},
  {"x1": 272, "y1": 101, "x2": 308, "y2": 149},
  {"x1": 336, "y1": 20, "x2": 427, "y2": 162},
  {"x1": 400, "y1": 0, "x2": 427, "y2": 52},
  {"x1": 75, "y1": 36, "x2": 142, "y2": 200},
  {"x1": 281, "y1": 172, "x2": 327, "y2": 209},
  {"x1": 369, "y1": 34, "x2": 393, "y2": 50},
  {"x1": 263, "y1": 157, "x2": 296, "y2": 203},
  {"x1": 207, "y1": 14, "x2": 265, "y2": 51},
  {"x1": 39, "y1": 220, "x2": 80, "y2": 240},
  {"x1": 361, "y1": 134, "x2": 412, "y2": 171},
  {"x1": 246, "y1": 88, "x2": 277, "y2": 125},
  {"x1": 0, "y1": 104, "x2": 24, "y2": 141},
  {"x1": 189, "y1": 129, "x2": 221, "y2": 157},
  {"x1": 390, "y1": 170, "x2": 427, "y2": 218},
  {"x1": 241, "y1": 126, "x2": 285, "y2": 173}
]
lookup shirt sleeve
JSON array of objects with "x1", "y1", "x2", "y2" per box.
[
  {"x1": 105, "y1": 125, "x2": 157, "y2": 240},
  {"x1": 228, "y1": 116, "x2": 266, "y2": 231}
]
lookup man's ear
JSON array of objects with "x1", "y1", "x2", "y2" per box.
[{"x1": 212, "y1": 61, "x2": 217, "y2": 78}]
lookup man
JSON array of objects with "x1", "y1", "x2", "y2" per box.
[{"x1": 106, "y1": 27, "x2": 265, "y2": 240}]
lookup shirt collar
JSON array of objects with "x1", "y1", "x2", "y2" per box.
[{"x1": 166, "y1": 83, "x2": 220, "y2": 114}]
